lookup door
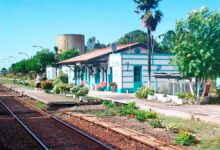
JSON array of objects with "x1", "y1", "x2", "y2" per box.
[
  {"x1": 95, "y1": 68, "x2": 100, "y2": 84},
  {"x1": 134, "y1": 66, "x2": 142, "y2": 91}
]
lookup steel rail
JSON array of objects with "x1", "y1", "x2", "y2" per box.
[
  {"x1": 18, "y1": 97, "x2": 114, "y2": 150},
  {"x1": 0, "y1": 100, "x2": 49, "y2": 150},
  {"x1": 0, "y1": 87, "x2": 114, "y2": 150}
]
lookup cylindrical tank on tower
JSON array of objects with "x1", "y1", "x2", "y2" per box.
[{"x1": 56, "y1": 34, "x2": 85, "y2": 54}]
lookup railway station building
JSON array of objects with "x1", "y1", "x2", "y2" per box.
[{"x1": 47, "y1": 42, "x2": 181, "y2": 93}]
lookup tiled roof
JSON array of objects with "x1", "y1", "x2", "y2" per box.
[{"x1": 58, "y1": 42, "x2": 140, "y2": 64}]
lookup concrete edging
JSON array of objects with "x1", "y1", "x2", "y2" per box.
[{"x1": 65, "y1": 112, "x2": 183, "y2": 150}]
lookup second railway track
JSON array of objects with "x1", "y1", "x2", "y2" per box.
[{"x1": 0, "y1": 86, "x2": 113, "y2": 150}]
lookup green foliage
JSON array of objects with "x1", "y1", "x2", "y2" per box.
[
  {"x1": 86, "y1": 36, "x2": 106, "y2": 52},
  {"x1": 11, "y1": 49, "x2": 55, "y2": 73},
  {"x1": 167, "y1": 123, "x2": 182, "y2": 133},
  {"x1": 116, "y1": 30, "x2": 147, "y2": 44},
  {"x1": 58, "y1": 71, "x2": 68, "y2": 83},
  {"x1": 119, "y1": 102, "x2": 137, "y2": 116},
  {"x1": 58, "y1": 49, "x2": 80, "y2": 61},
  {"x1": 149, "y1": 119, "x2": 163, "y2": 128},
  {"x1": 75, "y1": 87, "x2": 89, "y2": 96},
  {"x1": 135, "y1": 87, "x2": 154, "y2": 99},
  {"x1": 176, "y1": 92, "x2": 194, "y2": 100},
  {"x1": 161, "y1": 30, "x2": 175, "y2": 50},
  {"x1": 171, "y1": 8, "x2": 220, "y2": 81},
  {"x1": 41, "y1": 80, "x2": 54, "y2": 91},
  {"x1": 103, "y1": 100, "x2": 115, "y2": 108},
  {"x1": 175, "y1": 131, "x2": 196, "y2": 145},
  {"x1": 135, "y1": 110, "x2": 148, "y2": 122},
  {"x1": 35, "y1": 101, "x2": 48, "y2": 110},
  {"x1": 52, "y1": 84, "x2": 60, "y2": 94},
  {"x1": 58, "y1": 83, "x2": 73, "y2": 94},
  {"x1": 207, "y1": 96, "x2": 220, "y2": 104},
  {"x1": 70, "y1": 86, "x2": 81, "y2": 95},
  {"x1": 146, "y1": 111, "x2": 158, "y2": 119}
]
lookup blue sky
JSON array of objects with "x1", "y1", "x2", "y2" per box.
[{"x1": 0, "y1": 0, "x2": 219, "y2": 68}]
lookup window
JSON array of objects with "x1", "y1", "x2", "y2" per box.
[{"x1": 134, "y1": 48, "x2": 141, "y2": 54}]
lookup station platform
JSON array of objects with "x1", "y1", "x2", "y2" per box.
[{"x1": 3, "y1": 84, "x2": 76, "y2": 105}]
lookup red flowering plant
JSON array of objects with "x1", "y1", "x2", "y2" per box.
[
  {"x1": 96, "y1": 82, "x2": 106, "y2": 91},
  {"x1": 79, "y1": 81, "x2": 87, "y2": 87}
]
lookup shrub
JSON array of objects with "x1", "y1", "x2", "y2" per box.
[
  {"x1": 76, "y1": 87, "x2": 89, "y2": 97},
  {"x1": 70, "y1": 86, "x2": 81, "y2": 95},
  {"x1": 135, "y1": 110, "x2": 148, "y2": 122},
  {"x1": 52, "y1": 84, "x2": 60, "y2": 94},
  {"x1": 135, "y1": 87, "x2": 154, "y2": 99},
  {"x1": 175, "y1": 131, "x2": 196, "y2": 145},
  {"x1": 167, "y1": 123, "x2": 182, "y2": 133},
  {"x1": 119, "y1": 102, "x2": 137, "y2": 116},
  {"x1": 149, "y1": 119, "x2": 163, "y2": 128},
  {"x1": 103, "y1": 100, "x2": 115, "y2": 108},
  {"x1": 53, "y1": 79, "x2": 62, "y2": 85},
  {"x1": 207, "y1": 96, "x2": 220, "y2": 104},
  {"x1": 58, "y1": 71, "x2": 68, "y2": 83},
  {"x1": 146, "y1": 111, "x2": 158, "y2": 119},
  {"x1": 41, "y1": 80, "x2": 53, "y2": 92},
  {"x1": 58, "y1": 83, "x2": 72, "y2": 94},
  {"x1": 176, "y1": 92, "x2": 194, "y2": 100}
]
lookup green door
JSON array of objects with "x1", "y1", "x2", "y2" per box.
[
  {"x1": 134, "y1": 66, "x2": 142, "y2": 91},
  {"x1": 95, "y1": 68, "x2": 100, "y2": 84}
]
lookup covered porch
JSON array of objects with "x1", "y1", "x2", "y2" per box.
[{"x1": 57, "y1": 52, "x2": 112, "y2": 91}]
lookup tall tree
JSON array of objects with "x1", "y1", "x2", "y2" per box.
[
  {"x1": 171, "y1": 7, "x2": 220, "y2": 100},
  {"x1": 58, "y1": 49, "x2": 80, "y2": 61},
  {"x1": 134, "y1": 0, "x2": 163, "y2": 87},
  {"x1": 54, "y1": 46, "x2": 59, "y2": 62},
  {"x1": 161, "y1": 30, "x2": 175, "y2": 50},
  {"x1": 116, "y1": 30, "x2": 148, "y2": 44}
]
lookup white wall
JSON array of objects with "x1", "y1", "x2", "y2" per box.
[
  {"x1": 109, "y1": 54, "x2": 122, "y2": 89},
  {"x1": 46, "y1": 66, "x2": 57, "y2": 80}
]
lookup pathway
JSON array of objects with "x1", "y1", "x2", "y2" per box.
[{"x1": 88, "y1": 90, "x2": 220, "y2": 125}]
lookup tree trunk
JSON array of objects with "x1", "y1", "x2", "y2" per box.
[
  {"x1": 202, "y1": 80, "x2": 210, "y2": 97},
  {"x1": 189, "y1": 79, "x2": 195, "y2": 96},
  {"x1": 147, "y1": 29, "x2": 152, "y2": 87},
  {"x1": 196, "y1": 79, "x2": 202, "y2": 100}
]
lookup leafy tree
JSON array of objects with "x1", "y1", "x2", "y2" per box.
[
  {"x1": 115, "y1": 29, "x2": 162, "y2": 50},
  {"x1": 116, "y1": 30, "x2": 148, "y2": 44},
  {"x1": 171, "y1": 7, "x2": 220, "y2": 100},
  {"x1": 33, "y1": 49, "x2": 55, "y2": 73},
  {"x1": 58, "y1": 49, "x2": 80, "y2": 61},
  {"x1": 11, "y1": 49, "x2": 55, "y2": 74},
  {"x1": 86, "y1": 36, "x2": 106, "y2": 52},
  {"x1": 161, "y1": 30, "x2": 175, "y2": 50},
  {"x1": 134, "y1": 0, "x2": 163, "y2": 87}
]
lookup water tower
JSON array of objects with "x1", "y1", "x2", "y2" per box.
[{"x1": 56, "y1": 34, "x2": 85, "y2": 54}]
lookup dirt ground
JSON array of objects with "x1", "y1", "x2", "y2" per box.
[{"x1": 58, "y1": 105, "x2": 182, "y2": 149}]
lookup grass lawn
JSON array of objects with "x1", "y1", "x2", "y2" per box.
[
  {"x1": 0, "y1": 77, "x2": 35, "y2": 90},
  {"x1": 0, "y1": 77, "x2": 14, "y2": 84}
]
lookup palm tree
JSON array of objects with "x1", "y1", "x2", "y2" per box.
[
  {"x1": 54, "y1": 46, "x2": 59, "y2": 62},
  {"x1": 134, "y1": 0, "x2": 163, "y2": 87}
]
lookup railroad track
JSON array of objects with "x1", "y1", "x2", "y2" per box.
[{"x1": 0, "y1": 86, "x2": 113, "y2": 150}]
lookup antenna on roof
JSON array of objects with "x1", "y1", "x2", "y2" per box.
[{"x1": 111, "y1": 43, "x2": 117, "y2": 53}]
